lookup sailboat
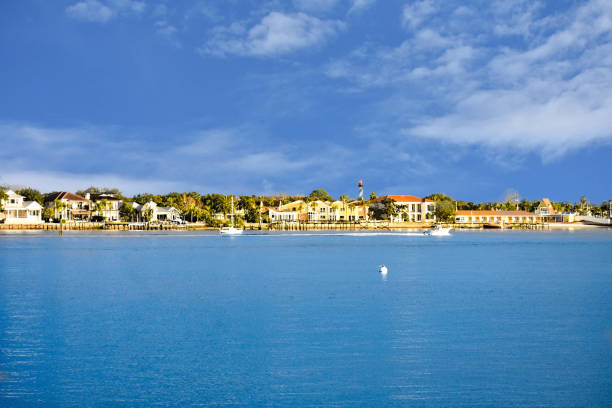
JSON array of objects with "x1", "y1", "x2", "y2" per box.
[{"x1": 219, "y1": 196, "x2": 244, "y2": 235}]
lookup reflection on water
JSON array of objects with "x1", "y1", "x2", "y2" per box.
[{"x1": 1, "y1": 230, "x2": 612, "y2": 406}]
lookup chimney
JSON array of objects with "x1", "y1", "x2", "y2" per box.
[{"x1": 85, "y1": 193, "x2": 90, "y2": 200}]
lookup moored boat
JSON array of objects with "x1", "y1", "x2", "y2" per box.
[{"x1": 220, "y1": 197, "x2": 244, "y2": 235}]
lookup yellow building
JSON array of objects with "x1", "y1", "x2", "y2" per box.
[{"x1": 269, "y1": 200, "x2": 368, "y2": 222}]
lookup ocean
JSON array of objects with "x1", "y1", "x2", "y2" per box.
[{"x1": 1, "y1": 230, "x2": 611, "y2": 407}]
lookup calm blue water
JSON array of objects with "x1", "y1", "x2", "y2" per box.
[{"x1": 1, "y1": 230, "x2": 611, "y2": 407}]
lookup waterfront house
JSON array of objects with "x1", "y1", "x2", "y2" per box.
[
  {"x1": 535, "y1": 198, "x2": 577, "y2": 223},
  {"x1": 87, "y1": 193, "x2": 122, "y2": 221},
  {"x1": 268, "y1": 199, "x2": 369, "y2": 223},
  {"x1": 455, "y1": 210, "x2": 542, "y2": 225},
  {"x1": 132, "y1": 201, "x2": 182, "y2": 222},
  {"x1": 45, "y1": 191, "x2": 91, "y2": 221},
  {"x1": 370, "y1": 195, "x2": 436, "y2": 222},
  {"x1": 535, "y1": 198, "x2": 556, "y2": 216},
  {"x1": 0, "y1": 190, "x2": 43, "y2": 224}
]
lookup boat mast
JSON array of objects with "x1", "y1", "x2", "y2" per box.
[{"x1": 231, "y1": 196, "x2": 235, "y2": 228}]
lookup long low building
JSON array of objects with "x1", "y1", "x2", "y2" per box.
[
  {"x1": 455, "y1": 210, "x2": 542, "y2": 224},
  {"x1": 269, "y1": 199, "x2": 369, "y2": 222}
]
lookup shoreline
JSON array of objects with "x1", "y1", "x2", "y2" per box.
[{"x1": 0, "y1": 222, "x2": 609, "y2": 232}]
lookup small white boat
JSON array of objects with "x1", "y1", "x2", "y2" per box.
[
  {"x1": 379, "y1": 264, "x2": 388, "y2": 275},
  {"x1": 219, "y1": 226, "x2": 244, "y2": 235},
  {"x1": 424, "y1": 225, "x2": 452, "y2": 236},
  {"x1": 220, "y1": 197, "x2": 244, "y2": 235}
]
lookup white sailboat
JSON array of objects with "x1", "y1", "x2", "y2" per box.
[{"x1": 219, "y1": 196, "x2": 244, "y2": 235}]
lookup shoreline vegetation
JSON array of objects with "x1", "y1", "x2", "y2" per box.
[
  {"x1": 1, "y1": 186, "x2": 610, "y2": 231},
  {"x1": 0, "y1": 221, "x2": 608, "y2": 232}
]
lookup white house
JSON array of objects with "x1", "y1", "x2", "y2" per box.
[
  {"x1": 87, "y1": 193, "x2": 123, "y2": 221},
  {"x1": 132, "y1": 201, "x2": 182, "y2": 222},
  {"x1": 1, "y1": 190, "x2": 43, "y2": 224}
]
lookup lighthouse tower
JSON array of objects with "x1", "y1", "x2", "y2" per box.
[{"x1": 358, "y1": 179, "x2": 364, "y2": 201}]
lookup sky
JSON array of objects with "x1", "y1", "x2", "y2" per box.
[{"x1": 1, "y1": 0, "x2": 611, "y2": 203}]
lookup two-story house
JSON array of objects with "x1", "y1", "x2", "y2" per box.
[
  {"x1": 87, "y1": 193, "x2": 123, "y2": 221},
  {"x1": 45, "y1": 192, "x2": 92, "y2": 221},
  {"x1": 0, "y1": 190, "x2": 43, "y2": 224},
  {"x1": 370, "y1": 195, "x2": 436, "y2": 222}
]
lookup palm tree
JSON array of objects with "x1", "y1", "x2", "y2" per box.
[
  {"x1": 54, "y1": 200, "x2": 67, "y2": 221},
  {"x1": 96, "y1": 199, "x2": 109, "y2": 221},
  {"x1": 54, "y1": 200, "x2": 68, "y2": 234}
]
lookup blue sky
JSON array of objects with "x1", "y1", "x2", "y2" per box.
[{"x1": 1, "y1": 0, "x2": 611, "y2": 203}]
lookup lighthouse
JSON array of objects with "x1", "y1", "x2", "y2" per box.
[{"x1": 358, "y1": 179, "x2": 363, "y2": 201}]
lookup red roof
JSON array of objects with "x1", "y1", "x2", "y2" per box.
[{"x1": 46, "y1": 191, "x2": 89, "y2": 202}]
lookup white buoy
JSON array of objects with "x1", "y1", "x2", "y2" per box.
[{"x1": 379, "y1": 264, "x2": 388, "y2": 275}]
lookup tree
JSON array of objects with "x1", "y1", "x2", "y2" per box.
[
  {"x1": 579, "y1": 195, "x2": 589, "y2": 215},
  {"x1": 142, "y1": 206, "x2": 154, "y2": 222},
  {"x1": 95, "y1": 199, "x2": 109, "y2": 220},
  {"x1": 309, "y1": 189, "x2": 333, "y2": 202},
  {"x1": 120, "y1": 202, "x2": 136, "y2": 222},
  {"x1": 0, "y1": 189, "x2": 7, "y2": 212},
  {"x1": 54, "y1": 200, "x2": 68, "y2": 222},
  {"x1": 42, "y1": 207, "x2": 54, "y2": 221},
  {"x1": 424, "y1": 193, "x2": 453, "y2": 202},
  {"x1": 339, "y1": 194, "x2": 349, "y2": 202},
  {"x1": 433, "y1": 201, "x2": 456, "y2": 223},
  {"x1": 369, "y1": 191, "x2": 377, "y2": 200},
  {"x1": 384, "y1": 198, "x2": 399, "y2": 221},
  {"x1": 76, "y1": 186, "x2": 122, "y2": 197},
  {"x1": 132, "y1": 193, "x2": 161, "y2": 205},
  {"x1": 16, "y1": 188, "x2": 44, "y2": 204}
]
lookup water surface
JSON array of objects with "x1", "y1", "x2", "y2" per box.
[{"x1": 1, "y1": 230, "x2": 611, "y2": 406}]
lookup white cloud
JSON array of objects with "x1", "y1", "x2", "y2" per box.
[
  {"x1": 66, "y1": 0, "x2": 114, "y2": 23},
  {"x1": 202, "y1": 12, "x2": 345, "y2": 57},
  {"x1": 406, "y1": 0, "x2": 612, "y2": 158},
  {"x1": 65, "y1": 0, "x2": 145, "y2": 23},
  {"x1": 402, "y1": 0, "x2": 437, "y2": 29},
  {"x1": 328, "y1": 0, "x2": 612, "y2": 159},
  {"x1": 0, "y1": 123, "x2": 357, "y2": 195},
  {"x1": 349, "y1": 0, "x2": 376, "y2": 14},
  {"x1": 407, "y1": 67, "x2": 612, "y2": 159},
  {"x1": 155, "y1": 20, "x2": 181, "y2": 47}
]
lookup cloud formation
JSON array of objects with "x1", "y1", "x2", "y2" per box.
[
  {"x1": 328, "y1": 0, "x2": 612, "y2": 159},
  {"x1": 66, "y1": 0, "x2": 145, "y2": 23},
  {"x1": 202, "y1": 12, "x2": 345, "y2": 57},
  {"x1": 0, "y1": 123, "x2": 352, "y2": 195},
  {"x1": 66, "y1": 0, "x2": 114, "y2": 23}
]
